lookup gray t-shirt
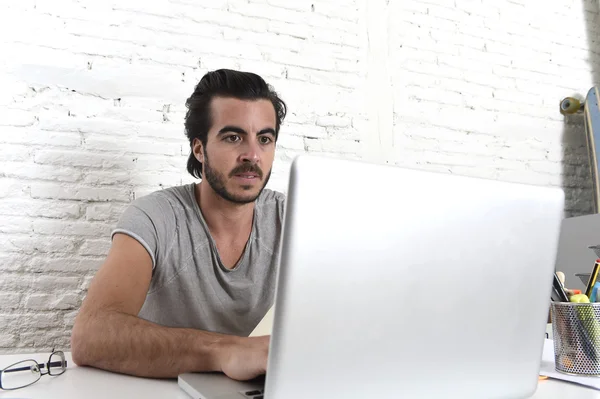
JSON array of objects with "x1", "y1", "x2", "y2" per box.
[{"x1": 111, "y1": 183, "x2": 286, "y2": 337}]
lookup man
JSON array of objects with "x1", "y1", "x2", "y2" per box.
[{"x1": 70, "y1": 69, "x2": 287, "y2": 381}]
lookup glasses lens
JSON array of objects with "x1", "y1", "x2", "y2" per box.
[
  {"x1": 1, "y1": 360, "x2": 41, "y2": 390},
  {"x1": 48, "y1": 351, "x2": 66, "y2": 376}
]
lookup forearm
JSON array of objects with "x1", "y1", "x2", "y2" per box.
[{"x1": 70, "y1": 309, "x2": 237, "y2": 378}]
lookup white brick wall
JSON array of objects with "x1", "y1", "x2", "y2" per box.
[
  {"x1": 382, "y1": 0, "x2": 599, "y2": 216},
  {"x1": 0, "y1": 0, "x2": 596, "y2": 352}
]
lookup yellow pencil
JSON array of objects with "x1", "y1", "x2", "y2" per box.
[{"x1": 585, "y1": 259, "x2": 600, "y2": 299}]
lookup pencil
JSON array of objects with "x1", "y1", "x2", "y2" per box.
[{"x1": 585, "y1": 259, "x2": 600, "y2": 299}]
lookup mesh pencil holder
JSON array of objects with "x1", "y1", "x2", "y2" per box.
[{"x1": 552, "y1": 302, "x2": 600, "y2": 376}]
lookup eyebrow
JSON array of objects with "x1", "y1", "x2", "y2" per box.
[{"x1": 217, "y1": 126, "x2": 276, "y2": 137}]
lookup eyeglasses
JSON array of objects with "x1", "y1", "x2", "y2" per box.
[{"x1": 0, "y1": 349, "x2": 67, "y2": 390}]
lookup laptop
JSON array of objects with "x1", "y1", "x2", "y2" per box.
[{"x1": 179, "y1": 154, "x2": 565, "y2": 399}]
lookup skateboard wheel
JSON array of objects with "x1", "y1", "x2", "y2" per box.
[{"x1": 560, "y1": 97, "x2": 582, "y2": 115}]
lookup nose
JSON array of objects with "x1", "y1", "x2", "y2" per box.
[{"x1": 239, "y1": 139, "x2": 260, "y2": 164}]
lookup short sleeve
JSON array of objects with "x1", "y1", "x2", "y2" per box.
[{"x1": 111, "y1": 203, "x2": 159, "y2": 269}]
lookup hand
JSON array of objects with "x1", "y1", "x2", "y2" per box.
[{"x1": 219, "y1": 335, "x2": 270, "y2": 381}]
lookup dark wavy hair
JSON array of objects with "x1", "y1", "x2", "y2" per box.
[{"x1": 184, "y1": 69, "x2": 287, "y2": 179}]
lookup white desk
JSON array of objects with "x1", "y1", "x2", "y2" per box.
[
  {"x1": 0, "y1": 352, "x2": 189, "y2": 399},
  {"x1": 0, "y1": 341, "x2": 599, "y2": 398}
]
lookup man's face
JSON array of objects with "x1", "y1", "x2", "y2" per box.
[{"x1": 194, "y1": 97, "x2": 277, "y2": 204}]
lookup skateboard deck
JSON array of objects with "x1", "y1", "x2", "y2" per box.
[{"x1": 560, "y1": 87, "x2": 600, "y2": 213}]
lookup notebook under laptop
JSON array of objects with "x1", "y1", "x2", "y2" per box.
[{"x1": 179, "y1": 154, "x2": 564, "y2": 399}]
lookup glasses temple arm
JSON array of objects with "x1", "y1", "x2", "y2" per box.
[
  {"x1": 2, "y1": 364, "x2": 39, "y2": 373},
  {"x1": 3, "y1": 360, "x2": 66, "y2": 374}
]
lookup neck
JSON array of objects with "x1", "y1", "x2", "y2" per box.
[{"x1": 195, "y1": 181, "x2": 255, "y2": 238}]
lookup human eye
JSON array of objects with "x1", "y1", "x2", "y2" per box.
[
  {"x1": 224, "y1": 135, "x2": 240, "y2": 143},
  {"x1": 259, "y1": 135, "x2": 274, "y2": 144}
]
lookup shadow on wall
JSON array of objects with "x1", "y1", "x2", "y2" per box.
[{"x1": 561, "y1": 0, "x2": 600, "y2": 218}]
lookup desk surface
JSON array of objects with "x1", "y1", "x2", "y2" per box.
[{"x1": 0, "y1": 343, "x2": 599, "y2": 398}]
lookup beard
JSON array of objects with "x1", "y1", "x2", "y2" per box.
[{"x1": 202, "y1": 152, "x2": 271, "y2": 204}]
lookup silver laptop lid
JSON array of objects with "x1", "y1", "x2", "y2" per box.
[{"x1": 265, "y1": 154, "x2": 564, "y2": 399}]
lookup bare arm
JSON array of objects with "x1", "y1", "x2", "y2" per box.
[{"x1": 70, "y1": 233, "x2": 268, "y2": 379}]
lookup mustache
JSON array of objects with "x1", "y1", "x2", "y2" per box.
[{"x1": 229, "y1": 164, "x2": 263, "y2": 179}]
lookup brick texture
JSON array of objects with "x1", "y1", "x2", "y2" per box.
[{"x1": 0, "y1": 0, "x2": 597, "y2": 351}]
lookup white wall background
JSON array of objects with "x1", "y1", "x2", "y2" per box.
[{"x1": 0, "y1": 0, "x2": 597, "y2": 352}]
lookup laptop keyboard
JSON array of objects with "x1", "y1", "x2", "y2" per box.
[{"x1": 243, "y1": 389, "x2": 264, "y2": 398}]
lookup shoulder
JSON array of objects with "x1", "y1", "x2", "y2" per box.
[
  {"x1": 125, "y1": 183, "x2": 196, "y2": 221},
  {"x1": 257, "y1": 188, "x2": 286, "y2": 204},
  {"x1": 256, "y1": 188, "x2": 286, "y2": 210},
  {"x1": 132, "y1": 183, "x2": 195, "y2": 210},
  {"x1": 255, "y1": 188, "x2": 286, "y2": 223}
]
